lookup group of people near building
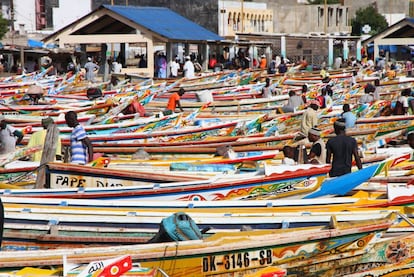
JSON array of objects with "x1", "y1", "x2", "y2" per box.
[{"x1": 166, "y1": 54, "x2": 203, "y2": 79}]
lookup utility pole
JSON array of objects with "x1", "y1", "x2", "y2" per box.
[
  {"x1": 324, "y1": 0, "x2": 327, "y2": 34},
  {"x1": 10, "y1": 0, "x2": 15, "y2": 32},
  {"x1": 240, "y1": 0, "x2": 244, "y2": 33}
]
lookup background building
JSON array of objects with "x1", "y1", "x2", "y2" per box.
[
  {"x1": 1, "y1": 0, "x2": 412, "y2": 40},
  {"x1": 344, "y1": 0, "x2": 409, "y2": 25},
  {"x1": 0, "y1": 0, "x2": 412, "y2": 72}
]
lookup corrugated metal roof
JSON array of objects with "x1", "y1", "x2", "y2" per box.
[{"x1": 103, "y1": 5, "x2": 223, "y2": 42}]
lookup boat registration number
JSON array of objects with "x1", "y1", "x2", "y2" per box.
[{"x1": 202, "y1": 249, "x2": 272, "y2": 273}]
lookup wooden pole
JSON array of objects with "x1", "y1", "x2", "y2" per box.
[
  {"x1": 35, "y1": 124, "x2": 59, "y2": 188},
  {"x1": 20, "y1": 47, "x2": 24, "y2": 73}
]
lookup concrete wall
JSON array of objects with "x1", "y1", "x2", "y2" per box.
[
  {"x1": 12, "y1": 0, "x2": 36, "y2": 32},
  {"x1": 0, "y1": 0, "x2": 91, "y2": 33},
  {"x1": 270, "y1": 3, "x2": 351, "y2": 35},
  {"x1": 51, "y1": 0, "x2": 90, "y2": 31}
]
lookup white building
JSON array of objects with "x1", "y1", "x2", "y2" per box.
[{"x1": 1, "y1": 0, "x2": 90, "y2": 34}]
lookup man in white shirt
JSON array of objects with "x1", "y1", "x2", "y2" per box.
[
  {"x1": 170, "y1": 57, "x2": 180, "y2": 78},
  {"x1": 183, "y1": 56, "x2": 195, "y2": 78}
]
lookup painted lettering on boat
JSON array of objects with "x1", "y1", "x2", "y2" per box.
[
  {"x1": 202, "y1": 249, "x2": 272, "y2": 272},
  {"x1": 55, "y1": 175, "x2": 86, "y2": 187},
  {"x1": 88, "y1": 261, "x2": 105, "y2": 273},
  {"x1": 95, "y1": 180, "x2": 123, "y2": 187},
  {"x1": 52, "y1": 175, "x2": 123, "y2": 188}
]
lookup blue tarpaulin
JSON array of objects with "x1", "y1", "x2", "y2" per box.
[{"x1": 28, "y1": 39, "x2": 44, "y2": 48}]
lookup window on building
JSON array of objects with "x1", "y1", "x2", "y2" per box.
[
  {"x1": 336, "y1": 8, "x2": 343, "y2": 27},
  {"x1": 253, "y1": 14, "x2": 257, "y2": 31},
  {"x1": 261, "y1": 17, "x2": 265, "y2": 32},
  {"x1": 35, "y1": 0, "x2": 46, "y2": 30},
  {"x1": 318, "y1": 7, "x2": 322, "y2": 27},
  {"x1": 245, "y1": 13, "x2": 249, "y2": 31},
  {"x1": 410, "y1": 0, "x2": 414, "y2": 17},
  {"x1": 236, "y1": 13, "x2": 240, "y2": 31},
  {"x1": 328, "y1": 7, "x2": 333, "y2": 27},
  {"x1": 345, "y1": 8, "x2": 349, "y2": 26}
]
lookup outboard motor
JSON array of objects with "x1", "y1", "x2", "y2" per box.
[{"x1": 148, "y1": 212, "x2": 203, "y2": 243}]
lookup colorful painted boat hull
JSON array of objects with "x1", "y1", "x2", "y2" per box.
[{"x1": 0, "y1": 215, "x2": 396, "y2": 276}]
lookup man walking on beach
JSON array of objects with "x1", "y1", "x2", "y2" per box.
[
  {"x1": 326, "y1": 119, "x2": 362, "y2": 177},
  {"x1": 65, "y1": 111, "x2": 93, "y2": 165}
]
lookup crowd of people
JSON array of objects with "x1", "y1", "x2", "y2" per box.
[{"x1": 0, "y1": 46, "x2": 413, "y2": 181}]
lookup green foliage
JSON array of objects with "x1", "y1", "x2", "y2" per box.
[
  {"x1": 0, "y1": 15, "x2": 8, "y2": 40},
  {"x1": 351, "y1": 5, "x2": 388, "y2": 36},
  {"x1": 307, "y1": 0, "x2": 341, "y2": 4}
]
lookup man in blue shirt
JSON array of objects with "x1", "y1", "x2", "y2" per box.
[
  {"x1": 65, "y1": 111, "x2": 93, "y2": 165},
  {"x1": 341, "y1": 104, "x2": 356, "y2": 129}
]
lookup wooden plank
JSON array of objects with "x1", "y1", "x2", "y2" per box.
[{"x1": 35, "y1": 124, "x2": 59, "y2": 189}]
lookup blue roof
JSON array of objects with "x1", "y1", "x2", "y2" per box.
[{"x1": 103, "y1": 5, "x2": 223, "y2": 41}]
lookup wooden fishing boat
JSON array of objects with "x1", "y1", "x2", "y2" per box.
[
  {"x1": 0, "y1": 163, "x2": 331, "y2": 200},
  {"x1": 37, "y1": 113, "x2": 180, "y2": 136},
  {"x1": 0, "y1": 194, "x2": 392, "y2": 244},
  {"x1": 6, "y1": 256, "x2": 167, "y2": 277},
  {"x1": 2, "y1": 207, "x2": 399, "y2": 251},
  {"x1": 4, "y1": 189, "x2": 414, "y2": 251},
  {"x1": 58, "y1": 119, "x2": 239, "y2": 144},
  {"x1": 147, "y1": 93, "x2": 289, "y2": 110},
  {"x1": 0, "y1": 214, "x2": 397, "y2": 276},
  {"x1": 104, "y1": 149, "x2": 279, "y2": 171},
  {"x1": 284, "y1": 228, "x2": 414, "y2": 276},
  {"x1": 0, "y1": 152, "x2": 405, "y2": 201}
]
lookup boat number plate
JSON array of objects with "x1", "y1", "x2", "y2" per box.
[{"x1": 202, "y1": 249, "x2": 272, "y2": 272}]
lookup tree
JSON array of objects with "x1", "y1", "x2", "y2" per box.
[
  {"x1": 351, "y1": 5, "x2": 388, "y2": 36},
  {"x1": 0, "y1": 15, "x2": 8, "y2": 40},
  {"x1": 307, "y1": 0, "x2": 341, "y2": 4}
]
